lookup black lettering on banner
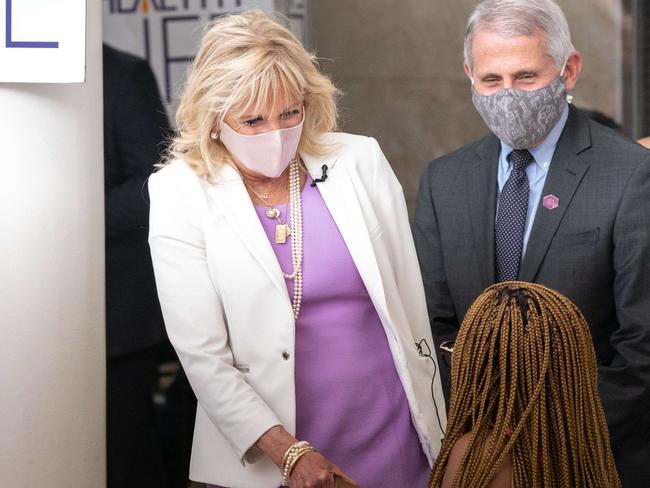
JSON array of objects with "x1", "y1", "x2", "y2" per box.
[
  {"x1": 181, "y1": 0, "x2": 209, "y2": 9},
  {"x1": 116, "y1": 0, "x2": 139, "y2": 13},
  {"x1": 162, "y1": 15, "x2": 198, "y2": 102},
  {"x1": 152, "y1": 0, "x2": 178, "y2": 11},
  {"x1": 143, "y1": 16, "x2": 151, "y2": 62},
  {"x1": 104, "y1": 0, "x2": 115, "y2": 14}
]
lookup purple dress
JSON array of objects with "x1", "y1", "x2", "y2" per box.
[{"x1": 210, "y1": 176, "x2": 429, "y2": 487}]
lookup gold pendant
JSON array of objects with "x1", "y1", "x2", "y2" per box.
[
  {"x1": 266, "y1": 207, "x2": 280, "y2": 219},
  {"x1": 275, "y1": 224, "x2": 290, "y2": 244}
]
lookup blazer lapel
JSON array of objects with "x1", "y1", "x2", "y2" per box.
[
  {"x1": 467, "y1": 135, "x2": 501, "y2": 288},
  {"x1": 519, "y1": 108, "x2": 592, "y2": 282},
  {"x1": 206, "y1": 164, "x2": 288, "y2": 299},
  {"x1": 301, "y1": 148, "x2": 392, "y2": 327}
]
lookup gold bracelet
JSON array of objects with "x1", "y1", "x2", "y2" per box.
[
  {"x1": 283, "y1": 447, "x2": 312, "y2": 485},
  {"x1": 281, "y1": 441, "x2": 308, "y2": 474},
  {"x1": 286, "y1": 445, "x2": 316, "y2": 481},
  {"x1": 280, "y1": 441, "x2": 315, "y2": 485}
]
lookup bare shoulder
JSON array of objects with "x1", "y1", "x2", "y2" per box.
[
  {"x1": 441, "y1": 432, "x2": 512, "y2": 488},
  {"x1": 440, "y1": 433, "x2": 472, "y2": 488}
]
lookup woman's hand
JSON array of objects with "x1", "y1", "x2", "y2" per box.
[
  {"x1": 289, "y1": 451, "x2": 359, "y2": 488},
  {"x1": 255, "y1": 426, "x2": 359, "y2": 488}
]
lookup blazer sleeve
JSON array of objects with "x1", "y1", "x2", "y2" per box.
[
  {"x1": 412, "y1": 161, "x2": 460, "y2": 398},
  {"x1": 367, "y1": 137, "x2": 447, "y2": 415},
  {"x1": 148, "y1": 168, "x2": 282, "y2": 463},
  {"x1": 602, "y1": 154, "x2": 650, "y2": 446},
  {"x1": 367, "y1": 139, "x2": 433, "y2": 343}
]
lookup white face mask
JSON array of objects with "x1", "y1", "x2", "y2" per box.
[{"x1": 219, "y1": 114, "x2": 304, "y2": 178}]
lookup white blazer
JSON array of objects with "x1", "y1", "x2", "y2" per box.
[{"x1": 148, "y1": 132, "x2": 446, "y2": 487}]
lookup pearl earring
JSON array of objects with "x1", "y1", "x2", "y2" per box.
[{"x1": 210, "y1": 131, "x2": 218, "y2": 140}]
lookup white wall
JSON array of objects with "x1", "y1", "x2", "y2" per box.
[{"x1": 0, "y1": 1, "x2": 106, "y2": 486}]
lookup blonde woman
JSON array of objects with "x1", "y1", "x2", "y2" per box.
[
  {"x1": 148, "y1": 10, "x2": 446, "y2": 488},
  {"x1": 429, "y1": 282, "x2": 620, "y2": 488}
]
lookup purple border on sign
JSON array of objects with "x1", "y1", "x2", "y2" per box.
[{"x1": 6, "y1": 0, "x2": 59, "y2": 48}]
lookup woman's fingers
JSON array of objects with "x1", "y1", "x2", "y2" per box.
[
  {"x1": 331, "y1": 466, "x2": 360, "y2": 488},
  {"x1": 289, "y1": 452, "x2": 337, "y2": 487}
]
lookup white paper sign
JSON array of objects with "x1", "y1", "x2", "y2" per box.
[{"x1": 0, "y1": 0, "x2": 86, "y2": 83}]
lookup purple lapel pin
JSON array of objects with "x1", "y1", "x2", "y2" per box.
[{"x1": 543, "y1": 194, "x2": 559, "y2": 210}]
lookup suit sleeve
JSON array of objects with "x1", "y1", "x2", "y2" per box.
[
  {"x1": 412, "y1": 162, "x2": 460, "y2": 398},
  {"x1": 106, "y1": 58, "x2": 170, "y2": 241},
  {"x1": 148, "y1": 169, "x2": 282, "y2": 463},
  {"x1": 602, "y1": 154, "x2": 650, "y2": 448}
]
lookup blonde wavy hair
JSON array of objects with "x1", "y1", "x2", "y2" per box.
[{"x1": 165, "y1": 10, "x2": 340, "y2": 181}]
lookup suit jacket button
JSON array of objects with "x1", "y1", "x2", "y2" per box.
[{"x1": 282, "y1": 351, "x2": 290, "y2": 360}]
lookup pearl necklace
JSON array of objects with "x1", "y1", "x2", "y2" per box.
[
  {"x1": 285, "y1": 159, "x2": 303, "y2": 319},
  {"x1": 239, "y1": 160, "x2": 303, "y2": 319}
]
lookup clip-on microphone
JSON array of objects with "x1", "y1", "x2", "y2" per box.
[{"x1": 310, "y1": 164, "x2": 328, "y2": 187}]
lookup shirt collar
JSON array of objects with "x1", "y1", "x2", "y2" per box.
[{"x1": 499, "y1": 103, "x2": 570, "y2": 174}]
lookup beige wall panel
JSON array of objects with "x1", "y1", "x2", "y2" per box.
[{"x1": 340, "y1": 79, "x2": 484, "y2": 213}]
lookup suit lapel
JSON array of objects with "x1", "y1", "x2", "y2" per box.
[
  {"x1": 467, "y1": 135, "x2": 501, "y2": 288},
  {"x1": 206, "y1": 164, "x2": 288, "y2": 298},
  {"x1": 301, "y1": 148, "x2": 392, "y2": 327},
  {"x1": 519, "y1": 107, "x2": 592, "y2": 282}
]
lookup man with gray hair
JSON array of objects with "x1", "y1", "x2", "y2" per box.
[{"x1": 414, "y1": 0, "x2": 650, "y2": 484}]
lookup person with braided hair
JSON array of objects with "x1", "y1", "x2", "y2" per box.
[{"x1": 428, "y1": 282, "x2": 621, "y2": 488}]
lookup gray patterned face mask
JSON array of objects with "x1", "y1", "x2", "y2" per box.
[{"x1": 471, "y1": 77, "x2": 568, "y2": 149}]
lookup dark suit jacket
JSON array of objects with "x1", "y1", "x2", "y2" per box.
[
  {"x1": 414, "y1": 106, "x2": 650, "y2": 486},
  {"x1": 103, "y1": 44, "x2": 170, "y2": 358}
]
